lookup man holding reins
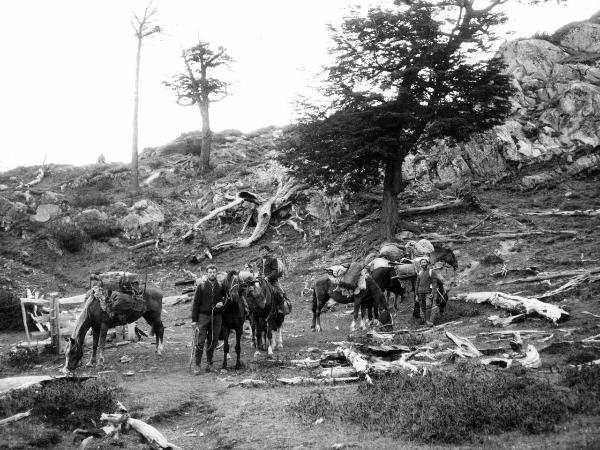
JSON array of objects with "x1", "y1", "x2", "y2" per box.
[{"x1": 191, "y1": 264, "x2": 226, "y2": 375}]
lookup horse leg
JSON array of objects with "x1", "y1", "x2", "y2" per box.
[
  {"x1": 350, "y1": 297, "x2": 361, "y2": 331},
  {"x1": 267, "y1": 325, "x2": 274, "y2": 357},
  {"x1": 235, "y1": 327, "x2": 243, "y2": 369},
  {"x1": 143, "y1": 311, "x2": 164, "y2": 355},
  {"x1": 97, "y1": 323, "x2": 109, "y2": 366},
  {"x1": 87, "y1": 327, "x2": 100, "y2": 367},
  {"x1": 276, "y1": 325, "x2": 283, "y2": 350},
  {"x1": 360, "y1": 305, "x2": 368, "y2": 330},
  {"x1": 222, "y1": 327, "x2": 230, "y2": 369}
]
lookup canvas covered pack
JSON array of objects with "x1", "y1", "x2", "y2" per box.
[{"x1": 340, "y1": 262, "x2": 363, "y2": 290}]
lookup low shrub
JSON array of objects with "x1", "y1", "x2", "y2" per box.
[
  {"x1": 481, "y1": 254, "x2": 504, "y2": 266},
  {"x1": 5, "y1": 347, "x2": 42, "y2": 368},
  {"x1": 0, "y1": 289, "x2": 24, "y2": 331},
  {"x1": 72, "y1": 191, "x2": 111, "y2": 208},
  {"x1": 0, "y1": 378, "x2": 122, "y2": 430},
  {"x1": 292, "y1": 364, "x2": 571, "y2": 444},
  {"x1": 74, "y1": 215, "x2": 122, "y2": 241},
  {"x1": 47, "y1": 221, "x2": 87, "y2": 252},
  {"x1": 563, "y1": 364, "x2": 600, "y2": 415}
]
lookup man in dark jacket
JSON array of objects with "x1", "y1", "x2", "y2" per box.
[
  {"x1": 257, "y1": 245, "x2": 288, "y2": 315},
  {"x1": 191, "y1": 265, "x2": 226, "y2": 375},
  {"x1": 415, "y1": 258, "x2": 440, "y2": 327}
]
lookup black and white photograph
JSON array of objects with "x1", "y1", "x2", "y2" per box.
[{"x1": 0, "y1": 0, "x2": 599, "y2": 448}]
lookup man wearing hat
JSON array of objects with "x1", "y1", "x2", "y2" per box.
[
  {"x1": 415, "y1": 258, "x2": 440, "y2": 327},
  {"x1": 257, "y1": 245, "x2": 288, "y2": 315}
]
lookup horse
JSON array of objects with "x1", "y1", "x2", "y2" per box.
[
  {"x1": 244, "y1": 277, "x2": 284, "y2": 356},
  {"x1": 220, "y1": 271, "x2": 247, "y2": 369},
  {"x1": 64, "y1": 287, "x2": 164, "y2": 371},
  {"x1": 371, "y1": 245, "x2": 458, "y2": 304},
  {"x1": 371, "y1": 265, "x2": 407, "y2": 309},
  {"x1": 311, "y1": 274, "x2": 392, "y2": 332}
]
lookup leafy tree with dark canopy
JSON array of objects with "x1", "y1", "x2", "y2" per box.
[{"x1": 279, "y1": 0, "x2": 517, "y2": 238}]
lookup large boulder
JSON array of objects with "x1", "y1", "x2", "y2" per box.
[
  {"x1": 31, "y1": 204, "x2": 61, "y2": 223},
  {"x1": 119, "y1": 200, "x2": 165, "y2": 239}
]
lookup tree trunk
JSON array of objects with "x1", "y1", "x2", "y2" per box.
[
  {"x1": 199, "y1": 99, "x2": 211, "y2": 172},
  {"x1": 381, "y1": 158, "x2": 404, "y2": 239},
  {"x1": 131, "y1": 36, "x2": 142, "y2": 193}
]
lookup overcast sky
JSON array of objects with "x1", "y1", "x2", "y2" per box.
[{"x1": 0, "y1": 0, "x2": 596, "y2": 171}]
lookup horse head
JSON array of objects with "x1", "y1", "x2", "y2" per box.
[
  {"x1": 245, "y1": 279, "x2": 268, "y2": 311},
  {"x1": 64, "y1": 336, "x2": 83, "y2": 372}
]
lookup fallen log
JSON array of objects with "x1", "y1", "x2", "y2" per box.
[
  {"x1": 490, "y1": 267, "x2": 540, "y2": 278},
  {"x1": 446, "y1": 331, "x2": 482, "y2": 358},
  {"x1": 277, "y1": 376, "x2": 359, "y2": 385},
  {"x1": 212, "y1": 178, "x2": 307, "y2": 252},
  {"x1": 227, "y1": 379, "x2": 267, "y2": 388},
  {"x1": 337, "y1": 346, "x2": 370, "y2": 375},
  {"x1": 193, "y1": 197, "x2": 245, "y2": 229},
  {"x1": 318, "y1": 367, "x2": 357, "y2": 378},
  {"x1": 0, "y1": 409, "x2": 32, "y2": 426},
  {"x1": 496, "y1": 267, "x2": 600, "y2": 286},
  {"x1": 487, "y1": 314, "x2": 528, "y2": 327},
  {"x1": 127, "y1": 239, "x2": 159, "y2": 251},
  {"x1": 523, "y1": 209, "x2": 600, "y2": 217},
  {"x1": 289, "y1": 357, "x2": 321, "y2": 368},
  {"x1": 423, "y1": 229, "x2": 577, "y2": 244},
  {"x1": 458, "y1": 292, "x2": 569, "y2": 323},
  {"x1": 538, "y1": 274, "x2": 600, "y2": 299},
  {"x1": 397, "y1": 196, "x2": 479, "y2": 216},
  {"x1": 100, "y1": 413, "x2": 180, "y2": 449}
]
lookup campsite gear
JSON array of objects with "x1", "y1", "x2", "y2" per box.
[
  {"x1": 340, "y1": 262, "x2": 363, "y2": 290},
  {"x1": 105, "y1": 292, "x2": 146, "y2": 325},
  {"x1": 395, "y1": 264, "x2": 417, "y2": 279},
  {"x1": 378, "y1": 242, "x2": 404, "y2": 261},
  {"x1": 406, "y1": 239, "x2": 434, "y2": 258},
  {"x1": 92, "y1": 272, "x2": 143, "y2": 295}
]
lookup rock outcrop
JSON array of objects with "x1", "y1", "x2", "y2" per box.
[{"x1": 402, "y1": 12, "x2": 600, "y2": 188}]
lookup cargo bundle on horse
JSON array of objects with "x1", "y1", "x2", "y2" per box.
[
  {"x1": 312, "y1": 263, "x2": 392, "y2": 332},
  {"x1": 368, "y1": 240, "x2": 457, "y2": 310},
  {"x1": 63, "y1": 272, "x2": 164, "y2": 372}
]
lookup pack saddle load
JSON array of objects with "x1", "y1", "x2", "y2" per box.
[
  {"x1": 87, "y1": 272, "x2": 146, "y2": 324},
  {"x1": 327, "y1": 263, "x2": 368, "y2": 297}
]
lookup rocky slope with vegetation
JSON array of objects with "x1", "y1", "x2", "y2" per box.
[{"x1": 403, "y1": 11, "x2": 600, "y2": 190}]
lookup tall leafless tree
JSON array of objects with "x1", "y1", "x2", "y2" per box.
[{"x1": 131, "y1": 3, "x2": 161, "y2": 193}]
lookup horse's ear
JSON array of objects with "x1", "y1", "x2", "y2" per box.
[{"x1": 64, "y1": 336, "x2": 71, "y2": 343}]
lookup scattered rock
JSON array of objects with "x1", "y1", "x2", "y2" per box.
[{"x1": 31, "y1": 204, "x2": 61, "y2": 222}]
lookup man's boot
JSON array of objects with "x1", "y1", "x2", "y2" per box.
[
  {"x1": 193, "y1": 349, "x2": 203, "y2": 375},
  {"x1": 412, "y1": 301, "x2": 421, "y2": 319},
  {"x1": 424, "y1": 297, "x2": 434, "y2": 327},
  {"x1": 430, "y1": 305, "x2": 439, "y2": 325},
  {"x1": 206, "y1": 348, "x2": 215, "y2": 372}
]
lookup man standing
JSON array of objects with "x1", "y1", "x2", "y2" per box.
[
  {"x1": 191, "y1": 265, "x2": 225, "y2": 375},
  {"x1": 415, "y1": 258, "x2": 439, "y2": 327},
  {"x1": 258, "y1": 245, "x2": 288, "y2": 315}
]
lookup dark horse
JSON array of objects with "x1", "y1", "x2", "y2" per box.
[
  {"x1": 64, "y1": 287, "x2": 164, "y2": 371},
  {"x1": 221, "y1": 271, "x2": 247, "y2": 369},
  {"x1": 311, "y1": 275, "x2": 392, "y2": 332},
  {"x1": 244, "y1": 278, "x2": 284, "y2": 356}
]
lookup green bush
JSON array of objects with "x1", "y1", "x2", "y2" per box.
[
  {"x1": 292, "y1": 364, "x2": 571, "y2": 444},
  {"x1": 47, "y1": 221, "x2": 87, "y2": 252},
  {"x1": 0, "y1": 378, "x2": 122, "y2": 430}
]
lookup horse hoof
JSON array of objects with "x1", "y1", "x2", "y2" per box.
[
  {"x1": 254, "y1": 351, "x2": 261, "y2": 358},
  {"x1": 235, "y1": 362, "x2": 244, "y2": 370},
  {"x1": 276, "y1": 344, "x2": 283, "y2": 350}
]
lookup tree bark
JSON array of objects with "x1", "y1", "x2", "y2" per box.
[
  {"x1": 199, "y1": 98, "x2": 212, "y2": 172},
  {"x1": 131, "y1": 35, "x2": 142, "y2": 193},
  {"x1": 381, "y1": 158, "x2": 404, "y2": 239}
]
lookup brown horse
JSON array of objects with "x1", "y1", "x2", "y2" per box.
[
  {"x1": 63, "y1": 287, "x2": 164, "y2": 371},
  {"x1": 311, "y1": 275, "x2": 392, "y2": 332},
  {"x1": 221, "y1": 271, "x2": 247, "y2": 369},
  {"x1": 244, "y1": 278, "x2": 284, "y2": 357}
]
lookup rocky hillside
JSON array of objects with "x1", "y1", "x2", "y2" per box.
[{"x1": 403, "y1": 11, "x2": 600, "y2": 189}]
